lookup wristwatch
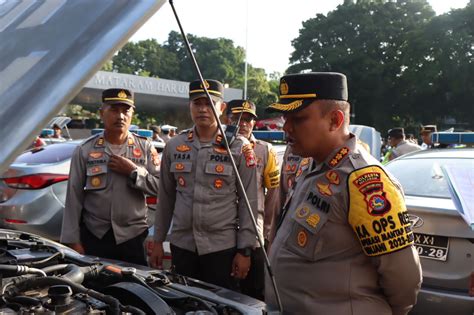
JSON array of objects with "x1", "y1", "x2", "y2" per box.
[{"x1": 237, "y1": 247, "x2": 252, "y2": 257}]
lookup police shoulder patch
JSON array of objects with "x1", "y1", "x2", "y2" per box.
[{"x1": 348, "y1": 165, "x2": 414, "y2": 257}]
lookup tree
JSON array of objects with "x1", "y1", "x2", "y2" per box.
[
  {"x1": 287, "y1": 0, "x2": 437, "y2": 130},
  {"x1": 112, "y1": 39, "x2": 179, "y2": 77}
]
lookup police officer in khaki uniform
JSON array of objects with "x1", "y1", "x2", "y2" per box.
[
  {"x1": 149, "y1": 80, "x2": 258, "y2": 290},
  {"x1": 227, "y1": 99, "x2": 280, "y2": 300},
  {"x1": 265, "y1": 73, "x2": 422, "y2": 314},
  {"x1": 387, "y1": 127, "x2": 421, "y2": 160},
  {"x1": 61, "y1": 88, "x2": 160, "y2": 265}
]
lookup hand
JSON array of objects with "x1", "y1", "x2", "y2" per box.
[
  {"x1": 108, "y1": 154, "x2": 137, "y2": 176},
  {"x1": 149, "y1": 241, "x2": 164, "y2": 269},
  {"x1": 231, "y1": 252, "x2": 251, "y2": 279},
  {"x1": 69, "y1": 243, "x2": 85, "y2": 254}
]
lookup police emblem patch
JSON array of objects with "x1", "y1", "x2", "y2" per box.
[
  {"x1": 296, "y1": 206, "x2": 310, "y2": 218},
  {"x1": 91, "y1": 176, "x2": 101, "y2": 187},
  {"x1": 133, "y1": 148, "x2": 142, "y2": 158},
  {"x1": 280, "y1": 79, "x2": 289, "y2": 95},
  {"x1": 325, "y1": 170, "x2": 340, "y2": 185},
  {"x1": 306, "y1": 213, "x2": 320, "y2": 228},
  {"x1": 214, "y1": 178, "x2": 223, "y2": 189},
  {"x1": 175, "y1": 163, "x2": 185, "y2": 171},
  {"x1": 176, "y1": 144, "x2": 191, "y2": 152},
  {"x1": 297, "y1": 230, "x2": 307, "y2": 247},
  {"x1": 242, "y1": 144, "x2": 256, "y2": 168},
  {"x1": 317, "y1": 182, "x2": 332, "y2": 196},
  {"x1": 118, "y1": 90, "x2": 127, "y2": 98},
  {"x1": 178, "y1": 176, "x2": 185, "y2": 187},
  {"x1": 215, "y1": 164, "x2": 224, "y2": 173}
]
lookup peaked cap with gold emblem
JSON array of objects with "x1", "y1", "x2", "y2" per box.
[
  {"x1": 189, "y1": 79, "x2": 224, "y2": 102},
  {"x1": 266, "y1": 72, "x2": 348, "y2": 113},
  {"x1": 228, "y1": 99, "x2": 258, "y2": 118},
  {"x1": 102, "y1": 88, "x2": 135, "y2": 107}
]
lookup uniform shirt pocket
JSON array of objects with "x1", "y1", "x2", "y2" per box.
[
  {"x1": 204, "y1": 162, "x2": 233, "y2": 194},
  {"x1": 284, "y1": 202, "x2": 329, "y2": 261},
  {"x1": 170, "y1": 161, "x2": 193, "y2": 192},
  {"x1": 85, "y1": 165, "x2": 107, "y2": 190}
]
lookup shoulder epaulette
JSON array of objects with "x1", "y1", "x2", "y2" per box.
[{"x1": 80, "y1": 133, "x2": 101, "y2": 146}]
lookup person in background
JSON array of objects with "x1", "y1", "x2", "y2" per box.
[
  {"x1": 265, "y1": 72, "x2": 422, "y2": 314},
  {"x1": 420, "y1": 125, "x2": 437, "y2": 149},
  {"x1": 52, "y1": 124, "x2": 65, "y2": 140},
  {"x1": 149, "y1": 79, "x2": 258, "y2": 290},
  {"x1": 161, "y1": 125, "x2": 177, "y2": 143},
  {"x1": 228, "y1": 99, "x2": 280, "y2": 300},
  {"x1": 60, "y1": 88, "x2": 160, "y2": 265},
  {"x1": 387, "y1": 127, "x2": 421, "y2": 161},
  {"x1": 151, "y1": 125, "x2": 165, "y2": 143}
]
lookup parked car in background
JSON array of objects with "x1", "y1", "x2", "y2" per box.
[{"x1": 385, "y1": 143, "x2": 474, "y2": 315}]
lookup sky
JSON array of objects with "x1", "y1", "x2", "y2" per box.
[{"x1": 131, "y1": 0, "x2": 470, "y2": 75}]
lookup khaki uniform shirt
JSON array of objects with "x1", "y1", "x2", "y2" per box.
[
  {"x1": 154, "y1": 128, "x2": 258, "y2": 255},
  {"x1": 266, "y1": 134, "x2": 422, "y2": 315},
  {"x1": 250, "y1": 135, "x2": 280, "y2": 245},
  {"x1": 60, "y1": 132, "x2": 160, "y2": 245},
  {"x1": 391, "y1": 140, "x2": 421, "y2": 159}
]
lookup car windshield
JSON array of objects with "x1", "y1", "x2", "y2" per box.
[
  {"x1": 15, "y1": 143, "x2": 77, "y2": 164},
  {"x1": 386, "y1": 157, "x2": 473, "y2": 199}
]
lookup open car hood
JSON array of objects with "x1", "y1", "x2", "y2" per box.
[
  {"x1": 0, "y1": 229, "x2": 266, "y2": 314},
  {"x1": 0, "y1": 0, "x2": 165, "y2": 174}
]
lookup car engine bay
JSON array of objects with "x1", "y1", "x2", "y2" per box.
[{"x1": 0, "y1": 230, "x2": 266, "y2": 315}]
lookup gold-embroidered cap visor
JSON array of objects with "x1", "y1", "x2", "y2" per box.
[
  {"x1": 231, "y1": 107, "x2": 258, "y2": 118},
  {"x1": 266, "y1": 98, "x2": 316, "y2": 113}
]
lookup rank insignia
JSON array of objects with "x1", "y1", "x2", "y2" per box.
[
  {"x1": 176, "y1": 144, "x2": 191, "y2": 152},
  {"x1": 317, "y1": 182, "x2": 332, "y2": 196},
  {"x1": 214, "y1": 178, "x2": 223, "y2": 189},
  {"x1": 213, "y1": 146, "x2": 228, "y2": 154},
  {"x1": 95, "y1": 137, "x2": 105, "y2": 147},
  {"x1": 296, "y1": 206, "x2": 310, "y2": 218},
  {"x1": 187, "y1": 131, "x2": 194, "y2": 141},
  {"x1": 175, "y1": 163, "x2": 185, "y2": 171},
  {"x1": 326, "y1": 170, "x2": 340, "y2": 185},
  {"x1": 178, "y1": 176, "x2": 185, "y2": 187},
  {"x1": 91, "y1": 176, "x2": 101, "y2": 187},
  {"x1": 300, "y1": 158, "x2": 310, "y2": 167},
  {"x1": 296, "y1": 167, "x2": 303, "y2": 178},
  {"x1": 215, "y1": 164, "x2": 224, "y2": 173},
  {"x1": 150, "y1": 147, "x2": 160, "y2": 166},
  {"x1": 133, "y1": 148, "x2": 142, "y2": 158},
  {"x1": 128, "y1": 138, "x2": 135, "y2": 146},
  {"x1": 215, "y1": 135, "x2": 223, "y2": 145},
  {"x1": 297, "y1": 230, "x2": 307, "y2": 247},
  {"x1": 306, "y1": 213, "x2": 320, "y2": 228},
  {"x1": 89, "y1": 152, "x2": 103, "y2": 159},
  {"x1": 329, "y1": 146, "x2": 349, "y2": 167}
]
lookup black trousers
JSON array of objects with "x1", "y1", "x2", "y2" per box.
[
  {"x1": 81, "y1": 225, "x2": 148, "y2": 266},
  {"x1": 240, "y1": 247, "x2": 265, "y2": 300},
  {"x1": 170, "y1": 244, "x2": 238, "y2": 290}
]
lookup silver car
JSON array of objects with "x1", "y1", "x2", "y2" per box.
[
  {"x1": 0, "y1": 139, "x2": 164, "y2": 241},
  {"x1": 386, "y1": 148, "x2": 474, "y2": 314}
]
